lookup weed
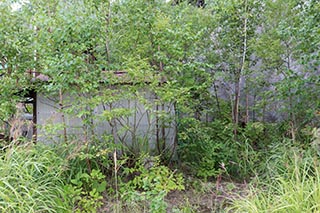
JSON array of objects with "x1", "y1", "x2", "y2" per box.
[
  {"x1": 228, "y1": 146, "x2": 320, "y2": 212},
  {"x1": 0, "y1": 143, "x2": 72, "y2": 212},
  {"x1": 120, "y1": 154, "x2": 185, "y2": 212},
  {"x1": 67, "y1": 169, "x2": 107, "y2": 212}
]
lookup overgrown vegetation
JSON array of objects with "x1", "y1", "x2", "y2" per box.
[
  {"x1": 0, "y1": 0, "x2": 319, "y2": 212},
  {"x1": 229, "y1": 139, "x2": 320, "y2": 212},
  {"x1": 0, "y1": 144, "x2": 71, "y2": 212}
]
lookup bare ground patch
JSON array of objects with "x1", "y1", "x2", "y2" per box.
[{"x1": 98, "y1": 180, "x2": 249, "y2": 212}]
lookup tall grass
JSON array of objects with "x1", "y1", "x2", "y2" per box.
[
  {"x1": 228, "y1": 144, "x2": 320, "y2": 213},
  {"x1": 0, "y1": 144, "x2": 72, "y2": 212}
]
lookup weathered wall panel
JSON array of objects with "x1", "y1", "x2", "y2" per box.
[{"x1": 36, "y1": 91, "x2": 176, "y2": 152}]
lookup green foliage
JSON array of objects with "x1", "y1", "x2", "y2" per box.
[
  {"x1": 120, "y1": 154, "x2": 184, "y2": 212},
  {"x1": 243, "y1": 122, "x2": 265, "y2": 144},
  {"x1": 178, "y1": 119, "x2": 268, "y2": 180},
  {"x1": 229, "y1": 146, "x2": 320, "y2": 213},
  {"x1": 230, "y1": 126, "x2": 314, "y2": 179},
  {"x1": 1, "y1": 0, "x2": 319, "y2": 211},
  {"x1": 51, "y1": 140, "x2": 114, "y2": 212},
  {"x1": 177, "y1": 119, "x2": 310, "y2": 180},
  {"x1": 0, "y1": 144, "x2": 72, "y2": 212},
  {"x1": 228, "y1": 139, "x2": 261, "y2": 179},
  {"x1": 178, "y1": 119, "x2": 234, "y2": 179},
  {"x1": 67, "y1": 169, "x2": 107, "y2": 212}
]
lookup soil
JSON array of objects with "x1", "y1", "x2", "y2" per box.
[
  {"x1": 165, "y1": 180, "x2": 249, "y2": 212},
  {"x1": 98, "y1": 180, "x2": 249, "y2": 213}
]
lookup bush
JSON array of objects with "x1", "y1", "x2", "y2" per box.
[
  {"x1": 66, "y1": 169, "x2": 107, "y2": 212},
  {"x1": 178, "y1": 119, "x2": 234, "y2": 179},
  {"x1": 120, "y1": 154, "x2": 185, "y2": 212}
]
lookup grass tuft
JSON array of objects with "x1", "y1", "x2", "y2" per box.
[
  {"x1": 0, "y1": 143, "x2": 72, "y2": 212},
  {"x1": 228, "y1": 148, "x2": 320, "y2": 213}
]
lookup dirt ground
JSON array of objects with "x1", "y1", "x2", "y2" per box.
[
  {"x1": 165, "y1": 180, "x2": 249, "y2": 212},
  {"x1": 99, "y1": 180, "x2": 249, "y2": 213}
]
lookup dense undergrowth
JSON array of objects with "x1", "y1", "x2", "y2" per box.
[
  {"x1": 0, "y1": 0, "x2": 319, "y2": 211},
  {"x1": 0, "y1": 141, "x2": 186, "y2": 212},
  {"x1": 0, "y1": 144, "x2": 71, "y2": 212},
  {"x1": 1, "y1": 123, "x2": 320, "y2": 212},
  {"x1": 229, "y1": 146, "x2": 320, "y2": 212}
]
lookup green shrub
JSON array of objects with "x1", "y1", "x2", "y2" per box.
[
  {"x1": 241, "y1": 122, "x2": 267, "y2": 150},
  {"x1": 67, "y1": 169, "x2": 107, "y2": 212},
  {"x1": 0, "y1": 144, "x2": 72, "y2": 212},
  {"x1": 51, "y1": 139, "x2": 116, "y2": 212},
  {"x1": 120, "y1": 154, "x2": 185, "y2": 212},
  {"x1": 178, "y1": 119, "x2": 234, "y2": 179},
  {"x1": 53, "y1": 136, "x2": 121, "y2": 181}
]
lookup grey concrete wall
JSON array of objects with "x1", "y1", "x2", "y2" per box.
[{"x1": 36, "y1": 91, "x2": 176, "y2": 152}]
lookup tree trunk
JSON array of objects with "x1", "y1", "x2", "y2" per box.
[
  {"x1": 233, "y1": 0, "x2": 248, "y2": 139},
  {"x1": 59, "y1": 89, "x2": 67, "y2": 143},
  {"x1": 233, "y1": 74, "x2": 241, "y2": 137}
]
